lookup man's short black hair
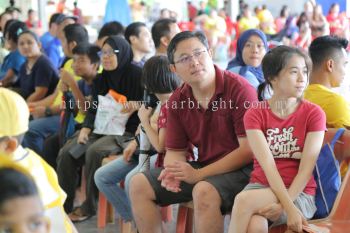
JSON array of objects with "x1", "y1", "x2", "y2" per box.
[
  {"x1": 167, "y1": 31, "x2": 209, "y2": 64},
  {"x1": 72, "y1": 43, "x2": 101, "y2": 64},
  {"x1": 49, "y1": 13, "x2": 63, "y2": 27},
  {"x1": 63, "y1": 23, "x2": 89, "y2": 44},
  {"x1": 309, "y1": 35, "x2": 348, "y2": 68},
  {"x1": 124, "y1": 22, "x2": 146, "y2": 44},
  {"x1": 97, "y1": 21, "x2": 124, "y2": 40},
  {"x1": 55, "y1": 14, "x2": 78, "y2": 25},
  {"x1": 151, "y1": 18, "x2": 176, "y2": 48}
]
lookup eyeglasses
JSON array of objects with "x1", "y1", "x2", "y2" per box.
[
  {"x1": 174, "y1": 50, "x2": 207, "y2": 65},
  {"x1": 99, "y1": 49, "x2": 119, "y2": 57}
]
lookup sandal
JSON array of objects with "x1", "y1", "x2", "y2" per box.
[{"x1": 69, "y1": 207, "x2": 92, "y2": 223}]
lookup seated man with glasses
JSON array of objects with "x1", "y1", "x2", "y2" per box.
[{"x1": 129, "y1": 31, "x2": 258, "y2": 233}]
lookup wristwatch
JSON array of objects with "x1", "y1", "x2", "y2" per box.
[{"x1": 45, "y1": 107, "x2": 52, "y2": 117}]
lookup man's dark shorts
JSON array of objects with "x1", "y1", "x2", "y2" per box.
[{"x1": 143, "y1": 162, "x2": 252, "y2": 214}]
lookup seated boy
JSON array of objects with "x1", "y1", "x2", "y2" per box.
[{"x1": 42, "y1": 43, "x2": 100, "y2": 168}]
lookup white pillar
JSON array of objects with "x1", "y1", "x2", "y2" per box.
[
  {"x1": 38, "y1": 0, "x2": 47, "y2": 32},
  {"x1": 227, "y1": 0, "x2": 239, "y2": 20}
]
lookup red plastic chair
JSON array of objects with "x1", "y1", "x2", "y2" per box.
[
  {"x1": 176, "y1": 201, "x2": 194, "y2": 233},
  {"x1": 97, "y1": 191, "x2": 115, "y2": 228}
]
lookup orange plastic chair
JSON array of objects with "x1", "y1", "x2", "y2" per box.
[
  {"x1": 97, "y1": 156, "x2": 119, "y2": 228},
  {"x1": 97, "y1": 191, "x2": 114, "y2": 228}
]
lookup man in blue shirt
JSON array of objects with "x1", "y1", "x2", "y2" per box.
[{"x1": 40, "y1": 13, "x2": 65, "y2": 69}]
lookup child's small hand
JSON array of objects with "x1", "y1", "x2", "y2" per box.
[
  {"x1": 123, "y1": 140, "x2": 137, "y2": 162},
  {"x1": 138, "y1": 104, "x2": 153, "y2": 125}
]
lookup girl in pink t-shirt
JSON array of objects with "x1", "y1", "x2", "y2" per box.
[{"x1": 228, "y1": 46, "x2": 326, "y2": 233}]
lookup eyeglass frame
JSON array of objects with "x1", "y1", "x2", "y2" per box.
[{"x1": 173, "y1": 49, "x2": 208, "y2": 65}]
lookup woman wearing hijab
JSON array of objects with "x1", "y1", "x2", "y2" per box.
[
  {"x1": 227, "y1": 29, "x2": 268, "y2": 89},
  {"x1": 56, "y1": 36, "x2": 144, "y2": 222}
]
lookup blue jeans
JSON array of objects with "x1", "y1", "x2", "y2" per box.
[
  {"x1": 22, "y1": 115, "x2": 60, "y2": 155},
  {"x1": 94, "y1": 156, "x2": 157, "y2": 221}
]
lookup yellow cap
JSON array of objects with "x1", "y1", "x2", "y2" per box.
[{"x1": 0, "y1": 88, "x2": 30, "y2": 137}]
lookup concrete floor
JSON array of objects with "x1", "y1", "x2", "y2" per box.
[{"x1": 75, "y1": 215, "x2": 119, "y2": 233}]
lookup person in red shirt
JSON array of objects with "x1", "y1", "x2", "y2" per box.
[
  {"x1": 187, "y1": 1, "x2": 197, "y2": 22},
  {"x1": 72, "y1": 1, "x2": 83, "y2": 24},
  {"x1": 129, "y1": 31, "x2": 257, "y2": 233},
  {"x1": 25, "y1": 9, "x2": 42, "y2": 36},
  {"x1": 229, "y1": 46, "x2": 326, "y2": 233}
]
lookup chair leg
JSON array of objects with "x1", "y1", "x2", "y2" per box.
[
  {"x1": 118, "y1": 217, "x2": 123, "y2": 233},
  {"x1": 80, "y1": 167, "x2": 87, "y2": 201},
  {"x1": 176, "y1": 205, "x2": 193, "y2": 233},
  {"x1": 161, "y1": 205, "x2": 172, "y2": 222},
  {"x1": 107, "y1": 201, "x2": 115, "y2": 223},
  {"x1": 97, "y1": 192, "x2": 107, "y2": 228},
  {"x1": 185, "y1": 208, "x2": 193, "y2": 233}
]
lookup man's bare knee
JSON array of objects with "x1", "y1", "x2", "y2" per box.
[{"x1": 192, "y1": 181, "x2": 221, "y2": 211}]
